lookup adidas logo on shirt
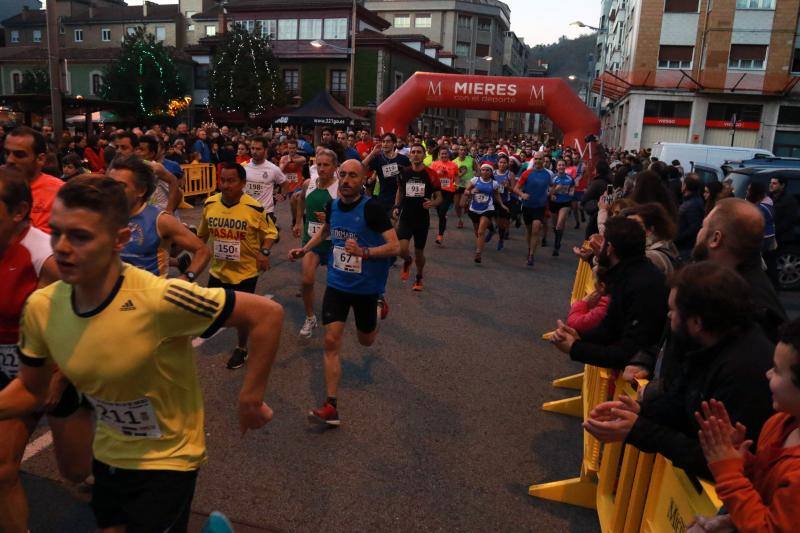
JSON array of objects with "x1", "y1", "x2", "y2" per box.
[{"x1": 120, "y1": 299, "x2": 136, "y2": 311}]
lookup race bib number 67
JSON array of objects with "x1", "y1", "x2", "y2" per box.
[
  {"x1": 333, "y1": 245, "x2": 363, "y2": 273},
  {"x1": 88, "y1": 396, "x2": 163, "y2": 438}
]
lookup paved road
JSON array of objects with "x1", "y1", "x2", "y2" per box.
[{"x1": 19, "y1": 201, "x2": 800, "y2": 532}]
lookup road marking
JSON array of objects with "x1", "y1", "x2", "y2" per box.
[{"x1": 22, "y1": 430, "x2": 53, "y2": 463}]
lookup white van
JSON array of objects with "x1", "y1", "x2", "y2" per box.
[{"x1": 650, "y1": 142, "x2": 773, "y2": 172}]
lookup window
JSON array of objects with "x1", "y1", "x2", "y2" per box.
[
  {"x1": 329, "y1": 69, "x2": 347, "y2": 103},
  {"x1": 10, "y1": 31, "x2": 19, "y2": 43},
  {"x1": 458, "y1": 15, "x2": 472, "y2": 29},
  {"x1": 127, "y1": 26, "x2": 138, "y2": 36},
  {"x1": 728, "y1": 44, "x2": 767, "y2": 70},
  {"x1": 186, "y1": 11, "x2": 196, "y2": 31},
  {"x1": 155, "y1": 26, "x2": 166, "y2": 42},
  {"x1": 11, "y1": 71, "x2": 22, "y2": 93},
  {"x1": 664, "y1": 0, "x2": 699, "y2": 12},
  {"x1": 455, "y1": 41, "x2": 470, "y2": 57},
  {"x1": 32, "y1": 30, "x2": 41, "y2": 43},
  {"x1": 284, "y1": 69, "x2": 299, "y2": 97},
  {"x1": 299, "y1": 19, "x2": 322, "y2": 40},
  {"x1": 259, "y1": 20, "x2": 277, "y2": 39},
  {"x1": 74, "y1": 29, "x2": 83, "y2": 42},
  {"x1": 195, "y1": 64, "x2": 209, "y2": 90},
  {"x1": 235, "y1": 20, "x2": 256, "y2": 33},
  {"x1": 324, "y1": 18, "x2": 347, "y2": 40},
  {"x1": 707, "y1": 103, "x2": 762, "y2": 122},
  {"x1": 793, "y1": 49, "x2": 800, "y2": 74},
  {"x1": 736, "y1": 0, "x2": 775, "y2": 9},
  {"x1": 394, "y1": 72, "x2": 404, "y2": 91},
  {"x1": 415, "y1": 14, "x2": 432, "y2": 28},
  {"x1": 394, "y1": 14, "x2": 410, "y2": 28},
  {"x1": 59, "y1": 17, "x2": 64, "y2": 34},
  {"x1": 658, "y1": 45, "x2": 693, "y2": 69},
  {"x1": 205, "y1": 25, "x2": 216, "y2": 37},
  {"x1": 644, "y1": 100, "x2": 692, "y2": 118},
  {"x1": 277, "y1": 19, "x2": 297, "y2": 40},
  {"x1": 778, "y1": 106, "x2": 800, "y2": 125},
  {"x1": 477, "y1": 18, "x2": 491, "y2": 31},
  {"x1": 90, "y1": 72, "x2": 103, "y2": 96},
  {"x1": 475, "y1": 44, "x2": 490, "y2": 57},
  {"x1": 101, "y1": 28, "x2": 111, "y2": 41}
]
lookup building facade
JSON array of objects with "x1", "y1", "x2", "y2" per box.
[{"x1": 593, "y1": 0, "x2": 800, "y2": 155}]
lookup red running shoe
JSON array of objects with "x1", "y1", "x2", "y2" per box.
[
  {"x1": 308, "y1": 402, "x2": 340, "y2": 427},
  {"x1": 378, "y1": 296, "x2": 389, "y2": 320},
  {"x1": 412, "y1": 277, "x2": 423, "y2": 291},
  {"x1": 400, "y1": 258, "x2": 412, "y2": 281}
]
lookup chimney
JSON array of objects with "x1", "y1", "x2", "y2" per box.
[
  {"x1": 89, "y1": 1, "x2": 94, "y2": 18},
  {"x1": 143, "y1": 1, "x2": 148, "y2": 17}
]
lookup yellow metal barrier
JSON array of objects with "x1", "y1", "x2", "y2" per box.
[{"x1": 181, "y1": 164, "x2": 217, "y2": 198}]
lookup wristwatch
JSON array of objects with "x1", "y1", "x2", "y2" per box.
[
  {"x1": 185, "y1": 271, "x2": 197, "y2": 282},
  {"x1": 260, "y1": 247, "x2": 271, "y2": 257}
]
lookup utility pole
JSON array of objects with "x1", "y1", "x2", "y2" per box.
[
  {"x1": 348, "y1": 0, "x2": 357, "y2": 109},
  {"x1": 730, "y1": 113, "x2": 738, "y2": 147},
  {"x1": 45, "y1": 0, "x2": 63, "y2": 138}
]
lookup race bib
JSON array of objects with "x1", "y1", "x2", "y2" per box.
[
  {"x1": 333, "y1": 245, "x2": 363, "y2": 274},
  {"x1": 286, "y1": 173, "x2": 299, "y2": 184},
  {"x1": 245, "y1": 182, "x2": 264, "y2": 197},
  {"x1": 307, "y1": 221, "x2": 324, "y2": 238},
  {"x1": 213, "y1": 239, "x2": 241, "y2": 261},
  {"x1": 474, "y1": 193, "x2": 490, "y2": 204},
  {"x1": 88, "y1": 396, "x2": 162, "y2": 438},
  {"x1": 381, "y1": 162, "x2": 399, "y2": 177},
  {"x1": 406, "y1": 181, "x2": 426, "y2": 197},
  {"x1": 439, "y1": 178, "x2": 451, "y2": 189},
  {"x1": 0, "y1": 344, "x2": 19, "y2": 379}
]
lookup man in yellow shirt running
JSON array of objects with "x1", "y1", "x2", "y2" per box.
[{"x1": 0, "y1": 175, "x2": 283, "y2": 533}]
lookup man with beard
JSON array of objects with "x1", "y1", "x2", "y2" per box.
[
  {"x1": 583, "y1": 262, "x2": 774, "y2": 480},
  {"x1": 550, "y1": 217, "x2": 668, "y2": 369}
]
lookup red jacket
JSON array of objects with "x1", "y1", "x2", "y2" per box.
[
  {"x1": 566, "y1": 296, "x2": 610, "y2": 335},
  {"x1": 84, "y1": 146, "x2": 105, "y2": 172},
  {"x1": 709, "y1": 412, "x2": 800, "y2": 533}
]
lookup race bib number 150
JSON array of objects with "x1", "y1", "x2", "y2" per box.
[{"x1": 213, "y1": 239, "x2": 241, "y2": 261}]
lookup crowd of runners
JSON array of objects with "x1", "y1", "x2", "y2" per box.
[{"x1": 0, "y1": 121, "x2": 798, "y2": 532}]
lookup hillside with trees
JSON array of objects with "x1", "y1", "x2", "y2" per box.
[{"x1": 528, "y1": 33, "x2": 596, "y2": 80}]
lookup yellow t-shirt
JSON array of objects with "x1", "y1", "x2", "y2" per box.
[
  {"x1": 18, "y1": 264, "x2": 232, "y2": 471},
  {"x1": 198, "y1": 193, "x2": 278, "y2": 285}
]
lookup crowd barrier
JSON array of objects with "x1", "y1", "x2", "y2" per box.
[
  {"x1": 180, "y1": 164, "x2": 217, "y2": 198},
  {"x1": 529, "y1": 257, "x2": 722, "y2": 532}
]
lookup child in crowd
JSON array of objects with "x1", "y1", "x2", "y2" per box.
[
  {"x1": 60, "y1": 153, "x2": 88, "y2": 181},
  {"x1": 566, "y1": 267, "x2": 610, "y2": 335},
  {"x1": 691, "y1": 318, "x2": 800, "y2": 533}
]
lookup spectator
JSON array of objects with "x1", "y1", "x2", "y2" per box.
[
  {"x1": 694, "y1": 319, "x2": 800, "y2": 533},
  {"x1": 566, "y1": 267, "x2": 611, "y2": 335},
  {"x1": 235, "y1": 142, "x2": 250, "y2": 165},
  {"x1": 60, "y1": 153, "x2": 88, "y2": 181},
  {"x1": 630, "y1": 170, "x2": 678, "y2": 222},
  {"x1": 622, "y1": 202, "x2": 680, "y2": 276},
  {"x1": 703, "y1": 181, "x2": 723, "y2": 215},
  {"x1": 585, "y1": 262, "x2": 775, "y2": 479},
  {"x1": 769, "y1": 176, "x2": 798, "y2": 248},
  {"x1": 747, "y1": 180, "x2": 779, "y2": 287},
  {"x1": 551, "y1": 217, "x2": 668, "y2": 369},
  {"x1": 192, "y1": 129, "x2": 211, "y2": 163},
  {"x1": 83, "y1": 135, "x2": 105, "y2": 173},
  {"x1": 675, "y1": 173, "x2": 705, "y2": 259},
  {"x1": 580, "y1": 161, "x2": 611, "y2": 238},
  {"x1": 166, "y1": 138, "x2": 189, "y2": 165}
]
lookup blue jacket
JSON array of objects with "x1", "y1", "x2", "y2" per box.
[{"x1": 193, "y1": 139, "x2": 211, "y2": 163}]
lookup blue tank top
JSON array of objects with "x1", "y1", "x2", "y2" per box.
[
  {"x1": 327, "y1": 197, "x2": 391, "y2": 295},
  {"x1": 121, "y1": 204, "x2": 167, "y2": 276},
  {"x1": 470, "y1": 178, "x2": 496, "y2": 213},
  {"x1": 521, "y1": 169, "x2": 551, "y2": 208},
  {"x1": 551, "y1": 174, "x2": 575, "y2": 203},
  {"x1": 494, "y1": 170, "x2": 512, "y2": 202}
]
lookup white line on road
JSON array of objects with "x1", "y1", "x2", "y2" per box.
[{"x1": 22, "y1": 430, "x2": 53, "y2": 463}]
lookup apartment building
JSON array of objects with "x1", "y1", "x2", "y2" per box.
[{"x1": 593, "y1": 0, "x2": 800, "y2": 156}]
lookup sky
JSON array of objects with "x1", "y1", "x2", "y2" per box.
[{"x1": 125, "y1": 0, "x2": 601, "y2": 46}]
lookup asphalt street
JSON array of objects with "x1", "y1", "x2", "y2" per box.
[{"x1": 19, "y1": 200, "x2": 800, "y2": 532}]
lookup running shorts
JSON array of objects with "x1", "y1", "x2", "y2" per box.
[
  {"x1": 396, "y1": 214, "x2": 431, "y2": 250},
  {"x1": 91, "y1": 460, "x2": 198, "y2": 532},
  {"x1": 322, "y1": 286, "x2": 378, "y2": 333},
  {"x1": 549, "y1": 200, "x2": 572, "y2": 213},
  {"x1": 468, "y1": 210, "x2": 496, "y2": 224},
  {"x1": 522, "y1": 207, "x2": 546, "y2": 225},
  {"x1": 208, "y1": 274, "x2": 258, "y2": 294}
]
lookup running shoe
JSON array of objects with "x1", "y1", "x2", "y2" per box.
[
  {"x1": 457, "y1": 220, "x2": 464, "y2": 229},
  {"x1": 485, "y1": 226, "x2": 496, "y2": 243},
  {"x1": 202, "y1": 512, "x2": 234, "y2": 533},
  {"x1": 299, "y1": 315, "x2": 318, "y2": 338},
  {"x1": 474, "y1": 252, "x2": 482, "y2": 263},
  {"x1": 378, "y1": 296, "x2": 389, "y2": 320},
  {"x1": 497, "y1": 239, "x2": 504, "y2": 251},
  {"x1": 412, "y1": 277, "x2": 423, "y2": 291},
  {"x1": 308, "y1": 402, "x2": 340, "y2": 427},
  {"x1": 226, "y1": 348, "x2": 248, "y2": 370},
  {"x1": 527, "y1": 254, "x2": 535, "y2": 267},
  {"x1": 400, "y1": 258, "x2": 412, "y2": 281},
  {"x1": 435, "y1": 235, "x2": 443, "y2": 245}
]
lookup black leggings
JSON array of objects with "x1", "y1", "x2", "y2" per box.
[{"x1": 436, "y1": 191, "x2": 454, "y2": 235}]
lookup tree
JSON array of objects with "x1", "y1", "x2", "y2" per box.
[
  {"x1": 17, "y1": 68, "x2": 50, "y2": 94},
  {"x1": 101, "y1": 27, "x2": 186, "y2": 117},
  {"x1": 209, "y1": 25, "x2": 285, "y2": 116}
]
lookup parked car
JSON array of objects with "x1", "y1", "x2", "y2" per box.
[
  {"x1": 727, "y1": 167, "x2": 800, "y2": 290},
  {"x1": 651, "y1": 142, "x2": 773, "y2": 172}
]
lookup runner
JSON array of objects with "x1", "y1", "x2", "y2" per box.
[
  {"x1": 134, "y1": 134, "x2": 183, "y2": 214},
  {"x1": 394, "y1": 143, "x2": 442, "y2": 291},
  {"x1": 288, "y1": 160, "x2": 400, "y2": 427},
  {"x1": 429, "y1": 146, "x2": 459, "y2": 245},
  {"x1": 278, "y1": 138, "x2": 308, "y2": 228},
  {"x1": 564, "y1": 153, "x2": 585, "y2": 229},
  {"x1": 548, "y1": 159, "x2": 576, "y2": 257},
  {"x1": 3, "y1": 126, "x2": 63, "y2": 234},
  {"x1": 492, "y1": 154, "x2": 516, "y2": 251},
  {"x1": 198, "y1": 162, "x2": 279, "y2": 369},
  {"x1": 243, "y1": 136, "x2": 287, "y2": 225},
  {"x1": 0, "y1": 168, "x2": 93, "y2": 533},
  {"x1": 363, "y1": 133, "x2": 410, "y2": 218},
  {"x1": 513, "y1": 153, "x2": 551, "y2": 266},
  {"x1": 109, "y1": 155, "x2": 210, "y2": 279},
  {"x1": 462, "y1": 163, "x2": 508, "y2": 264},
  {"x1": 453, "y1": 145, "x2": 477, "y2": 229},
  {"x1": 1, "y1": 174, "x2": 283, "y2": 533},
  {"x1": 293, "y1": 148, "x2": 339, "y2": 338}
]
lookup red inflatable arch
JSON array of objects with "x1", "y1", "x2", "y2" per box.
[{"x1": 375, "y1": 72, "x2": 601, "y2": 158}]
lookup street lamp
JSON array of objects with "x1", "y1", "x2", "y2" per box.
[
  {"x1": 310, "y1": 0, "x2": 357, "y2": 109},
  {"x1": 568, "y1": 74, "x2": 577, "y2": 81},
  {"x1": 570, "y1": 20, "x2": 607, "y2": 117}
]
